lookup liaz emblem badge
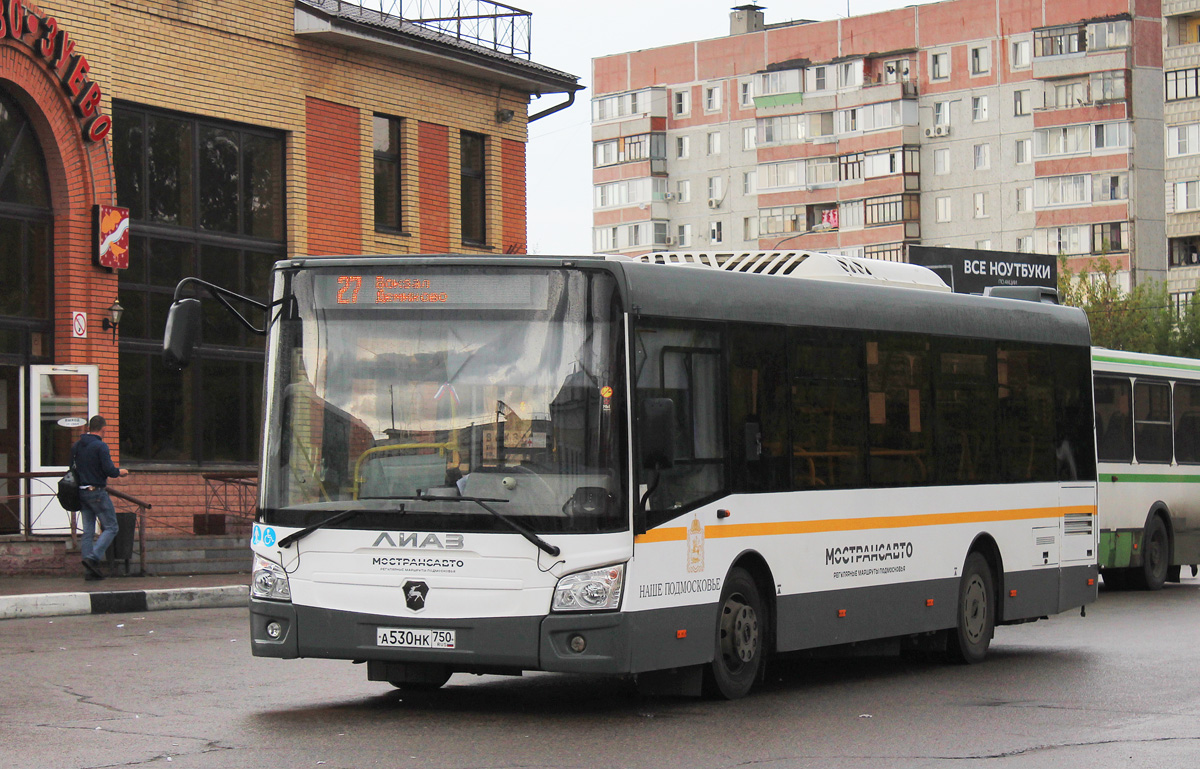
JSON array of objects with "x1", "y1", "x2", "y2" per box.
[
  {"x1": 404, "y1": 580, "x2": 429, "y2": 611},
  {"x1": 687, "y1": 515, "x2": 704, "y2": 573}
]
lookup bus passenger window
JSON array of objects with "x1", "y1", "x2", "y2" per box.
[
  {"x1": 729, "y1": 325, "x2": 789, "y2": 492},
  {"x1": 996, "y1": 346, "x2": 1056, "y2": 482},
  {"x1": 791, "y1": 330, "x2": 866, "y2": 489},
  {"x1": 932, "y1": 342, "x2": 995, "y2": 485},
  {"x1": 1134, "y1": 381, "x2": 1172, "y2": 463},
  {"x1": 1175, "y1": 383, "x2": 1200, "y2": 464},
  {"x1": 866, "y1": 334, "x2": 931, "y2": 486},
  {"x1": 1094, "y1": 376, "x2": 1133, "y2": 462}
]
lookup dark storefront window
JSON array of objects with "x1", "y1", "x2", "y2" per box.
[
  {"x1": 460, "y1": 131, "x2": 486, "y2": 245},
  {"x1": 113, "y1": 103, "x2": 283, "y2": 464},
  {"x1": 373, "y1": 115, "x2": 402, "y2": 231}
]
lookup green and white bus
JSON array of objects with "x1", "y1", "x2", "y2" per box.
[
  {"x1": 1092, "y1": 348, "x2": 1200, "y2": 589},
  {"x1": 164, "y1": 250, "x2": 1099, "y2": 698}
]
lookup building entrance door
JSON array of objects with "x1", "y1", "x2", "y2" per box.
[{"x1": 26, "y1": 365, "x2": 98, "y2": 535}]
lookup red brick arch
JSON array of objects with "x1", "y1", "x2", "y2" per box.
[{"x1": 2, "y1": 40, "x2": 120, "y2": 442}]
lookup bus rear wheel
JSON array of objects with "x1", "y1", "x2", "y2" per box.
[
  {"x1": 705, "y1": 568, "x2": 764, "y2": 700},
  {"x1": 1133, "y1": 516, "x2": 1170, "y2": 591},
  {"x1": 947, "y1": 552, "x2": 994, "y2": 664}
]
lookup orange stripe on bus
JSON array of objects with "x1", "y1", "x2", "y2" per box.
[{"x1": 633, "y1": 505, "x2": 1094, "y2": 544}]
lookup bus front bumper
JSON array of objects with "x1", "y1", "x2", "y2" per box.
[{"x1": 249, "y1": 598, "x2": 632, "y2": 675}]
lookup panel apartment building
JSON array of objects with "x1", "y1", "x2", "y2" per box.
[{"x1": 591, "y1": 0, "x2": 1170, "y2": 293}]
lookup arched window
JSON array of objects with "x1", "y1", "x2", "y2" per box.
[{"x1": 0, "y1": 89, "x2": 52, "y2": 343}]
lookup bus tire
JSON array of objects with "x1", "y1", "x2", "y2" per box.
[
  {"x1": 947, "y1": 552, "x2": 994, "y2": 664},
  {"x1": 704, "y1": 567, "x2": 764, "y2": 700},
  {"x1": 1134, "y1": 516, "x2": 1170, "y2": 591}
]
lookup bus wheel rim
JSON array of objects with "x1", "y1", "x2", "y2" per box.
[
  {"x1": 963, "y1": 575, "x2": 988, "y2": 644},
  {"x1": 720, "y1": 596, "x2": 759, "y2": 668}
]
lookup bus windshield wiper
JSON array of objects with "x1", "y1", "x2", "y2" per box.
[
  {"x1": 279, "y1": 507, "x2": 381, "y2": 548},
  {"x1": 379, "y1": 494, "x2": 562, "y2": 557}
]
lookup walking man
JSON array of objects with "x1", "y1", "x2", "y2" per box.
[{"x1": 74, "y1": 416, "x2": 130, "y2": 580}]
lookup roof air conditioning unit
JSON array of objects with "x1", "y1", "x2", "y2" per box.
[
  {"x1": 708, "y1": 198, "x2": 721, "y2": 208},
  {"x1": 924, "y1": 127, "x2": 935, "y2": 138}
]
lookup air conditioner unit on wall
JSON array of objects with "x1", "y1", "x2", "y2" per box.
[
  {"x1": 664, "y1": 192, "x2": 676, "y2": 201},
  {"x1": 924, "y1": 127, "x2": 935, "y2": 138},
  {"x1": 708, "y1": 198, "x2": 721, "y2": 208},
  {"x1": 936, "y1": 125, "x2": 951, "y2": 137}
]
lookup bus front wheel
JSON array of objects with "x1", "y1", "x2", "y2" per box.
[
  {"x1": 705, "y1": 567, "x2": 764, "y2": 699},
  {"x1": 948, "y1": 552, "x2": 994, "y2": 664}
]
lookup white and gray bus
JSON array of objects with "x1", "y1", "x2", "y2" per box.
[
  {"x1": 1092, "y1": 348, "x2": 1200, "y2": 589},
  {"x1": 164, "y1": 251, "x2": 1099, "y2": 698}
]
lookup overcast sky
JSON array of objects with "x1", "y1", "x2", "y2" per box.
[{"x1": 512, "y1": 0, "x2": 942, "y2": 255}]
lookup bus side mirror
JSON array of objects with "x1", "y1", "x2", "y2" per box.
[
  {"x1": 641, "y1": 398, "x2": 676, "y2": 470},
  {"x1": 162, "y1": 298, "x2": 202, "y2": 370}
]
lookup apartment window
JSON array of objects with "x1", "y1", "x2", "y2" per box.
[
  {"x1": 1047, "y1": 80, "x2": 1087, "y2": 109},
  {"x1": 1092, "y1": 71, "x2": 1126, "y2": 102},
  {"x1": 936, "y1": 196, "x2": 952, "y2": 222},
  {"x1": 1176, "y1": 181, "x2": 1200, "y2": 212},
  {"x1": 809, "y1": 111, "x2": 835, "y2": 138},
  {"x1": 594, "y1": 140, "x2": 617, "y2": 167},
  {"x1": 676, "y1": 135, "x2": 690, "y2": 159},
  {"x1": 812, "y1": 66, "x2": 828, "y2": 91},
  {"x1": 972, "y1": 96, "x2": 989, "y2": 122},
  {"x1": 865, "y1": 193, "x2": 918, "y2": 226},
  {"x1": 743, "y1": 216, "x2": 757, "y2": 241},
  {"x1": 970, "y1": 45, "x2": 990, "y2": 75},
  {"x1": 1015, "y1": 235, "x2": 1033, "y2": 252},
  {"x1": 840, "y1": 200, "x2": 864, "y2": 230},
  {"x1": 1016, "y1": 138, "x2": 1031, "y2": 164},
  {"x1": 933, "y1": 101, "x2": 951, "y2": 126},
  {"x1": 710, "y1": 220, "x2": 723, "y2": 243},
  {"x1": 758, "y1": 205, "x2": 802, "y2": 235},
  {"x1": 808, "y1": 157, "x2": 839, "y2": 186},
  {"x1": 1169, "y1": 123, "x2": 1200, "y2": 157},
  {"x1": 677, "y1": 223, "x2": 692, "y2": 247},
  {"x1": 1089, "y1": 21, "x2": 1130, "y2": 50},
  {"x1": 1038, "y1": 225, "x2": 1087, "y2": 255},
  {"x1": 705, "y1": 85, "x2": 722, "y2": 112},
  {"x1": 760, "y1": 161, "x2": 801, "y2": 189},
  {"x1": 931, "y1": 52, "x2": 950, "y2": 80},
  {"x1": 1166, "y1": 68, "x2": 1200, "y2": 101},
  {"x1": 112, "y1": 105, "x2": 284, "y2": 463},
  {"x1": 975, "y1": 239, "x2": 992, "y2": 250},
  {"x1": 740, "y1": 81, "x2": 753, "y2": 107},
  {"x1": 743, "y1": 126, "x2": 757, "y2": 150},
  {"x1": 1013, "y1": 90, "x2": 1030, "y2": 116},
  {"x1": 839, "y1": 152, "x2": 863, "y2": 181},
  {"x1": 973, "y1": 143, "x2": 991, "y2": 170},
  {"x1": 1036, "y1": 174, "x2": 1090, "y2": 207},
  {"x1": 1011, "y1": 39, "x2": 1032, "y2": 69},
  {"x1": 974, "y1": 192, "x2": 988, "y2": 218},
  {"x1": 1092, "y1": 222, "x2": 1129, "y2": 253},
  {"x1": 839, "y1": 62, "x2": 858, "y2": 88},
  {"x1": 1095, "y1": 173, "x2": 1128, "y2": 202},
  {"x1": 707, "y1": 131, "x2": 721, "y2": 155},
  {"x1": 883, "y1": 59, "x2": 911, "y2": 83},
  {"x1": 373, "y1": 115, "x2": 402, "y2": 230},
  {"x1": 460, "y1": 131, "x2": 486, "y2": 244},
  {"x1": 756, "y1": 114, "x2": 804, "y2": 145},
  {"x1": 708, "y1": 176, "x2": 724, "y2": 201},
  {"x1": 934, "y1": 148, "x2": 950, "y2": 175},
  {"x1": 1035, "y1": 125, "x2": 1090, "y2": 156},
  {"x1": 1016, "y1": 186, "x2": 1032, "y2": 212},
  {"x1": 1035, "y1": 25, "x2": 1086, "y2": 57},
  {"x1": 742, "y1": 171, "x2": 756, "y2": 195},
  {"x1": 1094, "y1": 122, "x2": 1130, "y2": 150},
  {"x1": 674, "y1": 89, "x2": 691, "y2": 116},
  {"x1": 676, "y1": 179, "x2": 691, "y2": 203}
]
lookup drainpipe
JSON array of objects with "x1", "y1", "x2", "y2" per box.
[{"x1": 529, "y1": 91, "x2": 576, "y2": 123}]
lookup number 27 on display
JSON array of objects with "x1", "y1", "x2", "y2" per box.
[{"x1": 337, "y1": 275, "x2": 363, "y2": 304}]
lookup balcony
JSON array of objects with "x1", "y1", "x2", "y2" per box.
[{"x1": 311, "y1": 0, "x2": 531, "y2": 57}]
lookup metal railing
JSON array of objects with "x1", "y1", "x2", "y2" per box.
[
  {"x1": 325, "y1": 0, "x2": 532, "y2": 58},
  {"x1": 202, "y1": 472, "x2": 258, "y2": 534}
]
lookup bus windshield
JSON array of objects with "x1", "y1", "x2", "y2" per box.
[{"x1": 259, "y1": 266, "x2": 627, "y2": 535}]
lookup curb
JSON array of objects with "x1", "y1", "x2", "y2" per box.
[{"x1": 0, "y1": 585, "x2": 248, "y2": 620}]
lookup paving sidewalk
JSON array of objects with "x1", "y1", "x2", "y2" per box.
[{"x1": 0, "y1": 571, "x2": 251, "y2": 620}]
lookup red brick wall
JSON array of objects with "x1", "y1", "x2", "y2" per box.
[
  {"x1": 419, "y1": 121, "x2": 450, "y2": 252},
  {"x1": 501, "y1": 138, "x2": 526, "y2": 253},
  {"x1": 306, "y1": 97, "x2": 362, "y2": 255}
]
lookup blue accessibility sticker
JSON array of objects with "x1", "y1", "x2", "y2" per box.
[
  {"x1": 252, "y1": 525, "x2": 277, "y2": 547},
  {"x1": 262, "y1": 527, "x2": 276, "y2": 547}
]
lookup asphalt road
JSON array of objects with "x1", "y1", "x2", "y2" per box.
[{"x1": 2, "y1": 578, "x2": 1198, "y2": 769}]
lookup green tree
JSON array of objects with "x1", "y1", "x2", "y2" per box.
[{"x1": 1058, "y1": 256, "x2": 1177, "y2": 355}]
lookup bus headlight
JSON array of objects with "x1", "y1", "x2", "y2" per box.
[
  {"x1": 252, "y1": 553, "x2": 292, "y2": 602},
  {"x1": 552, "y1": 563, "x2": 624, "y2": 612}
]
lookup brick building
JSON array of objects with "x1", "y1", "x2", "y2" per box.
[
  {"x1": 591, "y1": 0, "x2": 1167, "y2": 293},
  {"x1": 0, "y1": 0, "x2": 577, "y2": 561}
]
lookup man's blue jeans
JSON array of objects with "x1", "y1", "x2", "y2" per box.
[{"x1": 79, "y1": 487, "x2": 118, "y2": 562}]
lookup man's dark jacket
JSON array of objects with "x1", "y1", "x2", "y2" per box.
[{"x1": 72, "y1": 433, "x2": 120, "y2": 488}]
